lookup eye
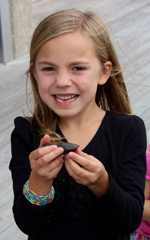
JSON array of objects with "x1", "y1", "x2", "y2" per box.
[
  {"x1": 43, "y1": 67, "x2": 56, "y2": 71},
  {"x1": 73, "y1": 66, "x2": 85, "y2": 71}
]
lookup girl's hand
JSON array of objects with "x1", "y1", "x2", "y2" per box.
[
  {"x1": 29, "y1": 135, "x2": 64, "y2": 195},
  {"x1": 65, "y1": 148, "x2": 110, "y2": 197}
]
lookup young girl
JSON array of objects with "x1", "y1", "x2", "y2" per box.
[
  {"x1": 9, "y1": 9, "x2": 147, "y2": 240},
  {"x1": 130, "y1": 144, "x2": 150, "y2": 240}
]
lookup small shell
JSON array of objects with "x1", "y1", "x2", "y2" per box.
[{"x1": 43, "y1": 141, "x2": 79, "y2": 154}]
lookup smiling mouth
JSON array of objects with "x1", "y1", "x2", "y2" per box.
[{"x1": 55, "y1": 94, "x2": 78, "y2": 103}]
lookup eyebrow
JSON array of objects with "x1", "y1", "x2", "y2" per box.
[
  {"x1": 38, "y1": 60, "x2": 90, "y2": 66},
  {"x1": 38, "y1": 61, "x2": 54, "y2": 65},
  {"x1": 70, "y1": 61, "x2": 90, "y2": 66}
]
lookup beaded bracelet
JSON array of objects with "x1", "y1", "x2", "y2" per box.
[{"x1": 23, "y1": 180, "x2": 55, "y2": 206}]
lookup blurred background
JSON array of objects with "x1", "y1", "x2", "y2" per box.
[{"x1": 0, "y1": 0, "x2": 150, "y2": 239}]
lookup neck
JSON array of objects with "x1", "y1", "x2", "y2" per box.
[
  {"x1": 58, "y1": 107, "x2": 106, "y2": 150},
  {"x1": 58, "y1": 106, "x2": 105, "y2": 130}
]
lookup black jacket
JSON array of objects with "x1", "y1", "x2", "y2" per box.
[{"x1": 9, "y1": 111, "x2": 147, "y2": 240}]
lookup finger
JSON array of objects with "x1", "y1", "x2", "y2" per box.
[
  {"x1": 39, "y1": 147, "x2": 64, "y2": 165},
  {"x1": 65, "y1": 155, "x2": 83, "y2": 175},
  {"x1": 65, "y1": 155, "x2": 78, "y2": 177},
  {"x1": 48, "y1": 161, "x2": 63, "y2": 179},
  {"x1": 38, "y1": 155, "x2": 64, "y2": 179},
  {"x1": 75, "y1": 148, "x2": 94, "y2": 161},
  {"x1": 67, "y1": 151, "x2": 94, "y2": 171},
  {"x1": 34, "y1": 146, "x2": 64, "y2": 167},
  {"x1": 65, "y1": 155, "x2": 89, "y2": 184},
  {"x1": 30, "y1": 147, "x2": 64, "y2": 177},
  {"x1": 30, "y1": 144, "x2": 58, "y2": 161},
  {"x1": 48, "y1": 155, "x2": 64, "y2": 177},
  {"x1": 40, "y1": 134, "x2": 50, "y2": 147}
]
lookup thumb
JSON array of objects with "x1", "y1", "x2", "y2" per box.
[
  {"x1": 39, "y1": 134, "x2": 51, "y2": 147},
  {"x1": 75, "y1": 147, "x2": 93, "y2": 159},
  {"x1": 74, "y1": 147, "x2": 87, "y2": 156}
]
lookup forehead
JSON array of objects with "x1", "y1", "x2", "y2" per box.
[{"x1": 36, "y1": 31, "x2": 98, "y2": 61}]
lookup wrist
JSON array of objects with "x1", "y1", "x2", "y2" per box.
[
  {"x1": 29, "y1": 171, "x2": 53, "y2": 196},
  {"x1": 88, "y1": 169, "x2": 110, "y2": 198}
]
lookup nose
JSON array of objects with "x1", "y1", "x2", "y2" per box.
[{"x1": 55, "y1": 71, "x2": 72, "y2": 87}]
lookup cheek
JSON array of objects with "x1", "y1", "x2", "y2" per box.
[
  {"x1": 36, "y1": 76, "x2": 52, "y2": 93},
  {"x1": 37, "y1": 83, "x2": 51, "y2": 105},
  {"x1": 78, "y1": 74, "x2": 93, "y2": 87},
  {"x1": 36, "y1": 83, "x2": 51, "y2": 104},
  {"x1": 79, "y1": 74, "x2": 99, "y2": 92},
  {"x1": 37, "y1": 82, "x2": 46, "y2": 94}
]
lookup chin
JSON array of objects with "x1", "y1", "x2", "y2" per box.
[{"x1": 57, "y1": 111, "x2": 77, "y2": 118}]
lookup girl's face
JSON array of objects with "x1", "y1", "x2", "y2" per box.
[{"x1": 33, "y1": 31, "x2": 111, "y2": 120}]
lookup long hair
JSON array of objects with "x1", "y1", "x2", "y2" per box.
[{"x1": 26, "y1": 9, "x2": 132, "y2": 141}]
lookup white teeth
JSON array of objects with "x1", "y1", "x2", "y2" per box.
[{"x1": 56, "y1": 95, "x2": 77, "y2": 102}]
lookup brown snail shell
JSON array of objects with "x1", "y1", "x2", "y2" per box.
[{"x1": 43, "y1": 141, "x2": 79, "y2": 154}]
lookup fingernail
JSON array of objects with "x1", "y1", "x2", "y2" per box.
[{"x1": 68, "y1": 152, "x2": 73, "y2": 157}]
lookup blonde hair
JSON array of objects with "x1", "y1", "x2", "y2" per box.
[{"x1": 26, "y1": 9, "x2": 132, "y2": 141}]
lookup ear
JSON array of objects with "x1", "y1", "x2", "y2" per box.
[
  {"x1": 98, "y1": 61, "x2": 112, "y2": 85},
  {"x1": 31, "y1": 62, "x2": 38, "y2": 81}
]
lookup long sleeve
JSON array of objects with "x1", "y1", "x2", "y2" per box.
[
  {"x1": 92, "y1": 114, "x2": 147, "y2": 234},
  {"x1": 9, "y1": 117, "x2": 61, "y2": 236}
]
